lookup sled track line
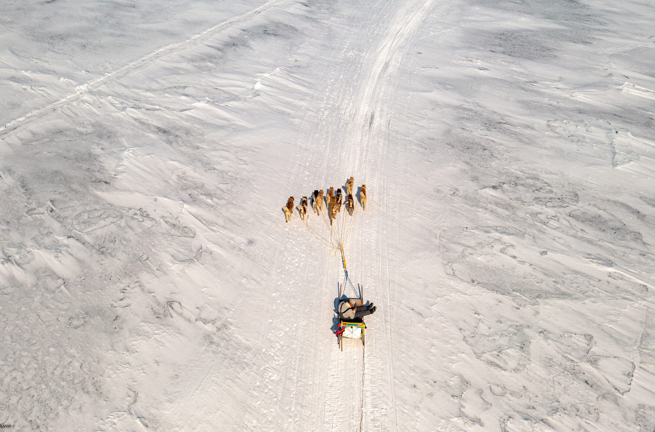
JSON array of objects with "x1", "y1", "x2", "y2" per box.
[
  {"x1": 0, "y1": 0, "x2": 285, "y2": 139},
  {"x1": 366, "y1": 0, "x2": 454, "y2": 428},
  {"x1": 359, "y1": 344, "x2": 366, "y2": 432},
  {"x1": 281, "y1": 0, "x2": 446, "y2": 426},
  {"x1": 291, "y1": 3, "x2": 379, "y2": 427},
  {"x1": 358, "y1": 0, "x2": 440, "y2": 427}
]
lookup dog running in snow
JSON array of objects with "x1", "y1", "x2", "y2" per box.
[
  {"x1": 284, "y1": 196, "x2": 294, "y2": 222},
  {"x1": 346, "y1": 193, "x2": 354, "y2": 215},
  {"x1": 335, "y1": 189, "x2": 343, "y2": 212},
  {"x1": 360, "y1": 185, "x2": 366, "y2": 210},
  {"x1": 329, "y1": 193, "x2": 338, "y2": 224},
  {"x1": 299, "y1": 196, "x2": 308, "y2": 221},
  {"x1": 312, "y1": 190, "x2": 324, "y2": 215},
  {"x1": 346, "y1": 177, "x2": 354, "y2": 196},
  {"x1": 317, "y1": 190, "x2": 324, "y2": 214}
]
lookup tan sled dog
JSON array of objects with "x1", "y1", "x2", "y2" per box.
[
  {"x1": 317, "y1": 190, "x2": 324, "y2": 214},
  {"x1": 284, "y1": 196, "x2": 294, "y2": 222},
  {"x1": 360, "y1": 185, "x2": 366, "y2": 210},
  {"x1": 312, "y1": 190, "x2": 321, "y2": 214},
  {"x1": 327, "y1": 188, "x2": 335, "y2": 219},
  {"x1": 299, "y1": 196, "x2": 308, "y2": 221},
  {"x1": 312, "y1": 189, "x2": 324, "y2": 215},
  {"x1": 346, "y1": 177, "x2": 354, "y2": 195},
  {"x1": 346, "y1": 193, "x2": 354, "y2": 215},
  {"x1": 330, "y1": 198, "x2": 338, "y2": 224}
]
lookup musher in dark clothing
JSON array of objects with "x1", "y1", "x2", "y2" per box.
[{"x1": 339, "y1": 299, "x2": 376, "y2": 320}]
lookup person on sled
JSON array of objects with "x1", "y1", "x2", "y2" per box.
[{"x1": 339, "y1": 299, "x2": 376, "y2": 320}]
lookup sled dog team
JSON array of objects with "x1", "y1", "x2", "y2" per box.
[{"x1": 283, "y1": 177, "x2": 367, "y2": 223}]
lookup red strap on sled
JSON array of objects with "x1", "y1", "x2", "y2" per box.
[{"x1": 334, "y1": 324, "x2": 345, "y2": 337}]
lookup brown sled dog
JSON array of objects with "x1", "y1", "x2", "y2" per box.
[
  {"x1": 360, "y1": 185, "x2": 366, "y2": 210},
  {"x1": 335, "y1": 189, "x2": 343, "y2": 212},
  {"x1": 312, "y1": 190, "x2": 319, "y2": 214},
  {"x1": 330, "y1": 197, "x2": 338, "y2": 224},
  {"x1": 327, "y1": 187, "x2": 335, "y2": 204},
  {"x1": 299, "y1": 196, "x2": 308, "y2": 221},
  {"x1": 312, "y1": 190, "x2": 324, "y2": 215},
  {"x1": 317, "y1": 190, "x2": 324, "y2": 213},
  {"x1": 346, "y1": 193, "x2": 354, "y2": 215},
  {"x1": 346, "y1": 177, "x2": 354, "y2": 196},
  {"x1": 283, "y1": 196, "x2": 294, "y2": 222}
]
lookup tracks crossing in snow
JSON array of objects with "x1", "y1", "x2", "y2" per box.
[{"x1": 0, "y1": 0, "x2": 286, "y2": 139}]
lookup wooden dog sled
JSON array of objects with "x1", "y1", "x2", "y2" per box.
[{"x1": 335, "y1": 283, "x2": 366, "y2": 351}]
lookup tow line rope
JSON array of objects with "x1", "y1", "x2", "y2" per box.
[
  {"x1": 303, "y1": 194, "x2": 360, "y2": 263},
  {"x1": 303, "y1": 215, "x2": 335, "y2": 249}
]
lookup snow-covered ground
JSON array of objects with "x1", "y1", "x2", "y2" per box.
[{"x1": 1, "y1": 0, "x2": 654, "y2": 430}]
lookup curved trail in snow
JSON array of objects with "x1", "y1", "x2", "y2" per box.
[
  {"x1": 0, "y1": 0, "x2": 285, "y2": 139},
  {"x1": 283, "y1": 0, "x2": 454, "y2": 429}
]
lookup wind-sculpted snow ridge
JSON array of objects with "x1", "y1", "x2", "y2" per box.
[{"x1": 1, "y1": 0, "x2": 655, "y2": 430}]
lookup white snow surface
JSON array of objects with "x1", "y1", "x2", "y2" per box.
[{"x1": 1, "y1": 0, "x2": 655, "y2": 430}]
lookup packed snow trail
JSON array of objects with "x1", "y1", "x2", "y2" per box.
[{"x1": 283, "y1": 0, "x2": 455, "y2": 428}]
